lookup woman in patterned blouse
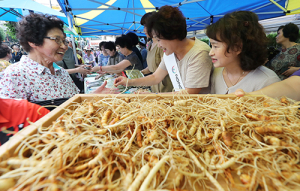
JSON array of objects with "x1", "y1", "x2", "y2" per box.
[
  {"x1": 268, "y1": 23, "x2": 300, "y2": 80},
  {"x1": 0, "y1": 44, "x2": 12, "y2": 73},
  {"x1": 97, "y1": 41, "x2": 109, "y2": 66},
  {"x1": 0, "y1": 13, "x2": 79, "y2": 101}
]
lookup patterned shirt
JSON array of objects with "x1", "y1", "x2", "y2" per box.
[
  {"x1": 97, "y1": 54, "x2": 109, "y2": 66},
  {"x1": 83, "y1": 54, "x2": 95, "y2": 67},
  {"x1": 270, "y1": 44, "x2": 300, "y2": 80},
  {"x1": 0, "y1": 56, "x2": 79, "y2": 101}
]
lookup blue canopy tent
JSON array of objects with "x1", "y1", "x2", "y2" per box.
[
  {"x1": 0, "y1": 0, "x2": 68, "y2": 24},
  {"x1": 56, "y1": 0, "x2": 298, "y2": 36}
]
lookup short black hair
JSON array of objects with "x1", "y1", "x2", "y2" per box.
[
  {"x1": 11, "y1": 44, "x2": 19, "y2": 49},
  {"x1": 125, "y1": 32, "x2": 138, "y2": 46},
  {"x1": 115, "y1": 35, "x2": 133, "y2": 50},
  {"x1": 99, "y1": 41, "x2": 106, "y2": 49},
  {"x1": 146, "y1": 5, "x2": 187, "y2": 41},
  {"x1": 281, "y1": 23, "x2": 299, "y2": 42},
  {"x1": 277, "y1": 25, "x2": 284, "y2": 33},
  {"x1": 140, "y1": 12, "x2": 154, "y2": 26},
  {"x1": 104, "y1": 41, "x2": 116, "y2": 51},
  {"x1": 0, "y1": 44, "x2": 11, "y2": 58},
  {"x1": 17, "y1": 13, "x2": 64, "y2": 52}
]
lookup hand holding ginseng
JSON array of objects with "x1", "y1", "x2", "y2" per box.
[
  {"x1": 114, "y1": 76, "x2": 131, "y2": 87},
  {"x1": 93, "y1": 81, "x2": 120, "y2": 94},
  {"x1": 77, "y1": 65, "x2": 91, "y2": 75}
]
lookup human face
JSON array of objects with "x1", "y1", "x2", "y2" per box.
[
  {"x1": 105, "y1": 49, "x2": 115, "y2": 57},
  {"x1": 117, "y1": 45, "x2": 126, "y2": 56},
  {"x1": 276, "y1": 29, "x2": 288, "y2": 45},
  {"x1": 13, "y1": 45, "x2": 20, "y2": 52},
  {"x1": 154, "y1": 35, "x2": 174, "y2": 56},
  {"x1": 68, "y1": 41, "x2": 72, "y2": 48},
  {"x1": 36, "y1": 28, "x2": 67, "y2": 63},
  {"x1": 143, "y1": 26, "x2": 150, "y2": 38},
  {"x1": 101, "y1": 46, "x2": 108, "y2": 56},
  {"x1": 86, "y1": 50, "x2": 91, "y2": 56},
  {"x1": 209, "y1": 39, "x2": 240, "y2": 68}
]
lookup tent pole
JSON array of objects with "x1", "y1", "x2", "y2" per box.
[
  {"x1": 291, "y1": 7, "x2": 300, "y2": 12},
  {"x1": 171, "y1": 0, "x2": 205, "y2": 7},
  {"x1": 88, "y1": 0, "x2": 143, "y2": 17},
  {"x1": 132, "y1": 0, "x2": 135, "y2": 31},
  {"x1": 269, "y1": 0, "x2": 287, "y2": 12},
  {"x1": 208, "y1": 16, "x2": 213, "y2": 46},
  {"x1": 75, "y1": 15, "x2": 137, "y2": 32},
  {"x1": 65, "y1": 8, "x2": 79, "y2": 66},
  {"x1": 64, "y1": 0, "x2": 79, "y2": 66}
]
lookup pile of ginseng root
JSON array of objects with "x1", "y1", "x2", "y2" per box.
[{"x1": 1, "y1": 95, "x2": 300, "y2": 191}]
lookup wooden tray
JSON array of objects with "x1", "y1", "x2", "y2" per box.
[{"x1": 0, "y1": 94, "x2": 270, "y2": 161}]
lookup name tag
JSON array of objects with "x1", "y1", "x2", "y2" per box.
[{"x1": 163, "y1": 53, "x2": 185, "y2": 91}]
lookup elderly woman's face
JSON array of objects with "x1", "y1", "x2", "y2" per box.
[
  {"x1": 37, "y1": 28, "x2": 68, "y2": 62},
  {"x1": 105, "y1": 49, "x2": 115, "y2": 57},
  {"x1": 101, "y1": 46, "x2": 108, "y2": 55},
  {"x1": 276, "y1": 29, "x2": 288, "y2": 45},
  {"x1": 117, "y1": 45, "x2": 127, "y2": 56}
]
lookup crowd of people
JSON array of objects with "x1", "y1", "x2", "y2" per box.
[{"x1": 0, "y1": 6, "x2": 300, "y2": 145}]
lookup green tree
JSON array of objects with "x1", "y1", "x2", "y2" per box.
[
  {"x1": 199, "y1": 37, "x2": 209, "y2": 45},
  {"x1": 4, "y1": 21, "x2": 17, "y2": 41},
  {"x1": 0, "y1": 27, "x2": 5, "y2": 42},
  {"x1": 266, "y1": 32, "x2": 278, "y2": 48}
]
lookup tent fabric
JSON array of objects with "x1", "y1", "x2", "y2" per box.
[
  {"x1": 287, "y1": 0, "x2": 300, "y2": 15},
  {"x1": 0, "y1": 0, "x2": 67, "y2": 24},
  {"x1": 57, "y1": 0, "x2": 297, "y2": 36}
]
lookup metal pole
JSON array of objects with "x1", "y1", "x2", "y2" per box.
[
  {"x1": 66, "y1": 11, "x2": 79, "y2": 66},
  {"x1": 269, "y1": 0, "x2": 287, "y2": 12}
]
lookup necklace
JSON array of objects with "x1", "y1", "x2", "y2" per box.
[{"x1": 225, "y1": 68, "x2": 246, "y2": 90}]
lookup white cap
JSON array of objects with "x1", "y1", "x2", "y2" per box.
[{"x1": 139, "y1": 38, "x2": 146, "y2": 45}]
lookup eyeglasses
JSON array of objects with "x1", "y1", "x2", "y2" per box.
[{"x1": 44, "y1": 36, "x2": 68, "y2": 46}]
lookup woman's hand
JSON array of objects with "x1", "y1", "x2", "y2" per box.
[
  {"x1": 93, "y1": 81, "x2": 120, "y2": 94},
  {"x1": 91, "y1": 66, "x2": 100, "y2": 73},
  {"x1": 141, "y1": 68, "x2": 150, "y2": 75},
  {"x1": 235, "y1": 88, "x2": 246, "y2": 97},
  {"x1": 97, "y1": 70, "x2": 107, "y2": 75},
  {"x1": 282, "y1": 67, "x2": 300, "y2": 76},
  {"x1": 114, "y1": 76, "x2": 131, "y2": 87},
  {"x1": 77, "y1": 65, "x2": 91, "y2": 75}
]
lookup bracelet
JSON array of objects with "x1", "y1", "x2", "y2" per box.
[{"x1": 100, "y1": 66, "x2": 102, "y2": 72}]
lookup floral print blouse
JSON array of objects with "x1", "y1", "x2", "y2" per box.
[
  {"x1": 0, "y1": 56, "x2": 79, "y2": 101},
  {"x1": 270, "y1": 44, "x2": 300, "y2": 80},
  {"x1": 97, "y1": 54, "x2": 109, "y2": 66}
]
